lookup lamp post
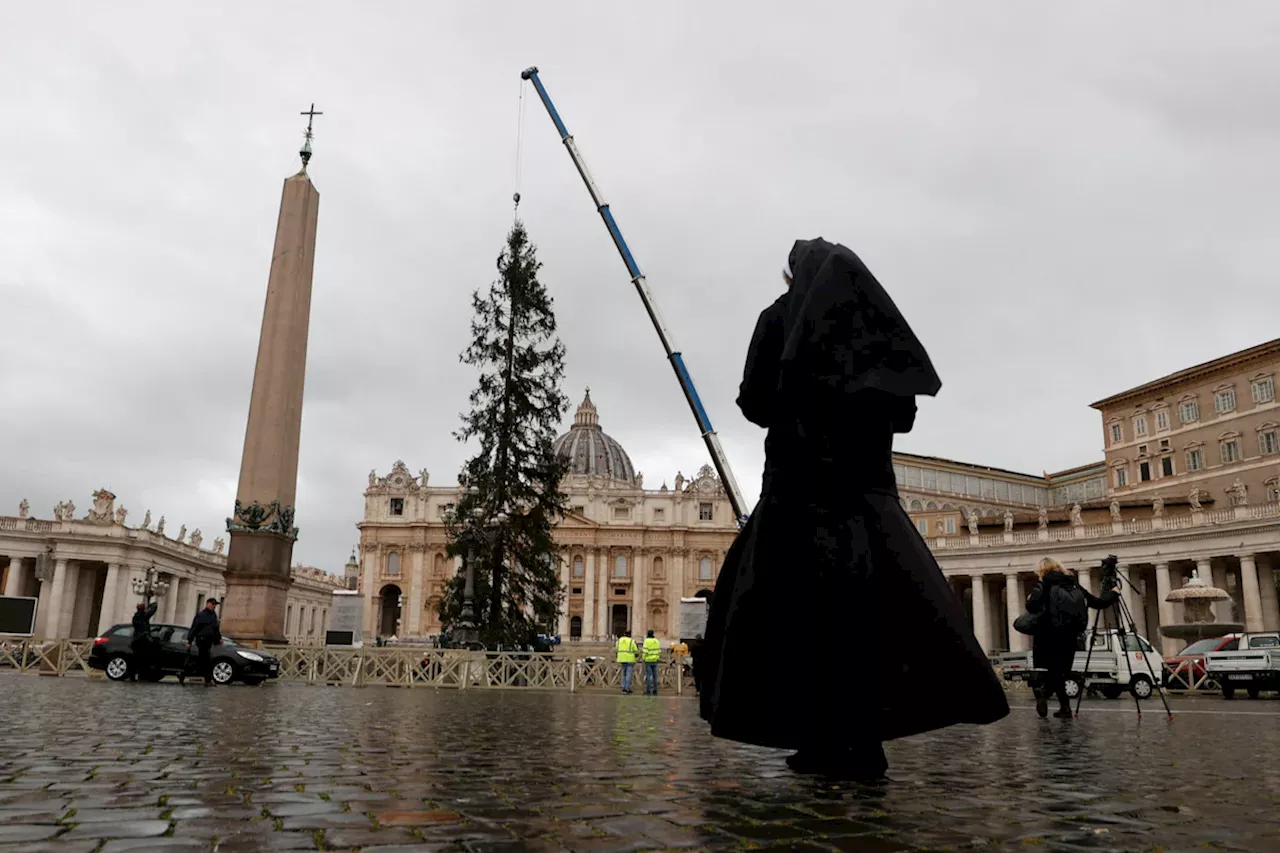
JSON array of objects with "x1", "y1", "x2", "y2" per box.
[
  {"x1": 130, "y1": 565, "x2": 171, "y2": 609},
  {"x1": 454, "y1": 508, "x2": 507, "y2": 650}
]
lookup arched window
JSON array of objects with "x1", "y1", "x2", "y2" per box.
[
  {"x1": 613, "y1": 554, "x2": 628, "y2": 578},
  {"x1": 910, "y1": 499, "x2": 923, "y2": 510},
  {"x1": 651, "y1": 556, "x2": 665, "y2": 580},
  {"x1": 387, "y1": 552, "x2": 400, "y2": 576},
  {"x1": 699, "y1": 556, "x2": 714, "y2": 580},
  {"x1": 925, "y1": 501, "x2": 937, "y2": 510}
]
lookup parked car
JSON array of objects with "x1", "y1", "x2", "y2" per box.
[
  {"x1": 89, "y1": 623, "x2": 280, "y2": 686},
  {"x1": 1204, "y1": 632, "x2": 1280, "y2": 699},
  {"x1": 1163, "y1": 635, "x2": 1239, "y2": 689}
]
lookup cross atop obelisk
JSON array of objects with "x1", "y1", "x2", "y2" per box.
[{"x1": 299, "y1": 103, "x2": 322, "y2": 172}]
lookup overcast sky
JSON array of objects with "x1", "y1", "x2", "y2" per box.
[{"x1": 3, "y1": 3, "x2": 1278, "y2": 572}]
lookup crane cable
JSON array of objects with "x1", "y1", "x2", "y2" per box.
[{"x1": 512, "y1": 79, "x2": 526, "y2": 219}]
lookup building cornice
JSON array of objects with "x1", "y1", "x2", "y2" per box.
[{"x1": 1090, "y1": 337, "x2": 1280, "y2": 410}]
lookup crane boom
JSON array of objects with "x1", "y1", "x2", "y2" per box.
[{"x1": 520, "y1": 66, "x2": 748, "y2": 523}]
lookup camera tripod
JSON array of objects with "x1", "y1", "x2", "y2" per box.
[{"x1": 1073, "y1": 566, "x2": 1174, "y2": 720}]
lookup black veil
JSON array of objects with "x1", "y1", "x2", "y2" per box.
[{"x1": 778, "y1": 238, "x2": 941, "y2": 406}]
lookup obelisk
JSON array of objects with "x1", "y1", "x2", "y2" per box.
[{"x1": 222, "y1": 106, "x2": 323, "y2": 645}]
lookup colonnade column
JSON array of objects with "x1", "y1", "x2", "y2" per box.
[
  {"x1": 1004, "y1": 572, "x2": 1023, "y2": 652},
  {"x1": 1239, "y1": 554, "x2": 1265, "y2": 633},
  {"x1": 582, "y1": 551, "x2": 596, "y2": 639},
  {"x1": 557, "y1": 555, "x2": 571, "y2": 638},
  {"x1": 1119, "y1": 565, "x2": 1147, "y2": 637},
  {"x1": 971, "y1": 574, "x2": 990, "y2": 655},
  {"x1": 2, "y1": 558, "x2": 24, "y2": 596},
  {"x1": 1202, "y1": 558, "x2": 1228, "y2": 622},
  {"x1": 1155, "y1": 563, "x2": 1178, "y2": 656},
  {"x1": 40, "y1": 559, "x2": 69, "y2": 638},
  {"x1": 631, "y1": 550, "x2": 644, "y2": 638},
  {"x1": 406, "y1": 547, "x2": 424, "y2": 637},
  {"x1": 96, "y1": 564, "x2": 123, "y2": 636},
  {"x1": 1259, "y1": 557, "x2": 1280, "y2": 630},
  {"x1": 596, "y1": 549, "x2": 609, "y2": 639},
  {"x1": 1077, "y1": 566, "x2": 1094, "y2": 596},
  {"x1": 162, "y1": 576, "x2": 180, "y2": 625}
]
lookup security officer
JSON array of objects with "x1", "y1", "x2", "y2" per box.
[{"x1": 641, "y1": 629, "x2": 662, "y2": 695}]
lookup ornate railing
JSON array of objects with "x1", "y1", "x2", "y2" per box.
[{"x1": 0, "y1": 639, "x2": 97, "y2": 675}]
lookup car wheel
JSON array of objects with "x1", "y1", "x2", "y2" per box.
[
  {"x1": 105, "y1": 655, "x2": 131, "y2": 681},
  {"x1": 211, "y1": 660, "x2": 236, "y2": 685},
  {"x1": 1064, "y1": 678, "x2": 1082, "y2": 699},
  {"x1": 1130, "y1": 676, "x2": 1153, "y2": 700}
]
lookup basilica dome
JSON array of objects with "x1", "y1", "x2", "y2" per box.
[{"x1": 554, "y1": 389, "x2": 637, "y2": 484}]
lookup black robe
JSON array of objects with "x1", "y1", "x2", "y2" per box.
[{"x1": 699, "y1": 238, "x2": 1008, "y2": 751}]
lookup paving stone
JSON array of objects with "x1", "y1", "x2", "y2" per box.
[
  {"x1": 323, "y1": 826, "x2": 429, "y2": 847},
  {"x1": 376, "y1": 809, "x2": 463, "y2": 826},
  {"x1": 0, "y1": 825, "x2": 62, "y2": 843},
  {"x1": 99, "y1": 841, "x2": 210, "y2": 853},
  {"x1": 64, "y1": 806, "x2": 166, "y2": 823},
  {"x1": 62, "y1": 819, "x2": 172, "y2": 839}
]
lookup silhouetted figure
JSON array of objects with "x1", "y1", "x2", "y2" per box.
[
  {"x1": 1026, "y1": 557, "x2": 1118, "y2": 719},
  {"x1": 187, "y1": 598, "x2": 222, "y2": 686},
  {"x1": 700, "y1": 238, "x2": 1009, "y2": 779},
  {"x1": 130, "y1": 601, "x2": 158, "y2": 681}
]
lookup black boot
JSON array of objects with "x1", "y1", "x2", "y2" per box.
[{"x1": 1053, "y1": 706, "x2": 1073, "y2": 719}]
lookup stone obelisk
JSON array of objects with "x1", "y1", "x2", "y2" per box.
[{"x1": 222, "y1": 106, "x2": 322, "y2": 645}]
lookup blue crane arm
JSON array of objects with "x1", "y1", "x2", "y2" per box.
[{"x1": 520, "y1": 66, "x2": 748, "y2": 524}]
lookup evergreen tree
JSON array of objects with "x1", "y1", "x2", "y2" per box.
[{"x1": 438, "y1": 222, "x2": 570, "y2": 648}]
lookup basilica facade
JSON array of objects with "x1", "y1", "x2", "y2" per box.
[{"x1": 354, "y1": 391, "x2": 740, "y2": 643}]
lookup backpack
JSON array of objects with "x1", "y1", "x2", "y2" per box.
[{"x1": 1049, "y1": 583, "x2": 1088, "y2": 633}]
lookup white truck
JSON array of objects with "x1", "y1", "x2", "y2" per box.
[
  {"x1": 1203, "y1": 632, "x2": 1280, "y2": 700},
  {"x1": 998, "y1": 629, "x2": 1162, "y2": 700}
]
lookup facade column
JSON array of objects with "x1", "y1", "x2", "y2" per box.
[
  {"x1": 1204, "y1": 559, "x2": 1230, "y2": 622},
  {"x1": 583, "y1": 550, "x2": 596, "y2": 639},
  {"x1": 406, "y1": 547, "x2": 424, "y2": 637},
  {"x1": 1077, "y1": 566, "x2": 1094, "y2": 596},
  {"x1": 1004, "y1": 572, "x2": 1023, "y2": 652},
  {"x1": 557, "y1": 555, "x2": 571, "y2": 638},
  {"x1": 1120, "y1": 565, "x2": 1147, "y2": 637},
  {"x1": 42, "y1": 559, "x2": 69, "y2": 638},
  {"x1": 1259, "y1": 557, "x2": 1279, "y2": 631},
  {"x1": 631, "y1": 550, "x2": 645, "y2": 638},
  {"x1": 1155, "y1": 563, "x2": 1178, "y2": 656},
  {"x1": 56, "y1": 562, "x2": 81, "y2": 639},
  {"x1": 2, "y1": 557, "x2": 24, "y2": 596},
  {"x1": 1238, "y1": 554, "x2": 1265, "y2": 633},
  {"x1": 971, "y1": 574, "x2": 990, "y2": 655},
  {"x1": 71, "y1": 566, "x2": 98, "y2": 638},
  {"x1": 596, "y1": 549, "x2": 609, "y2": 639},
  {"x1": 162, "y1": 575, "x2": 180, "y2": 625}
]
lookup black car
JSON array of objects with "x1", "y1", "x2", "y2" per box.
[{"x1": 89, "y1": 622, "x2": 280, "y2": 686}]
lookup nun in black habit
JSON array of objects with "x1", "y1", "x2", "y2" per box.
[{"x1": 699, "y1": 238, "x2": 1009, "y2": 778}]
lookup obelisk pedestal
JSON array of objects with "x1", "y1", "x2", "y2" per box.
[{"x1": 222, "y1": 165, "x2": 320, "y2": 646}]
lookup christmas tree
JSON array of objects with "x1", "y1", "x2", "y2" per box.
[{"x1": 439, "y1": 221, "x2": 570, "y2": 648}]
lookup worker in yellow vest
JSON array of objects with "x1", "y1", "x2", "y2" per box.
[
  {"x1": 616, "y1": 631, "x2": 639, "y2": 694},
  {"x1": 642, "y1": 630, "x2": 662, "y2": 695}
]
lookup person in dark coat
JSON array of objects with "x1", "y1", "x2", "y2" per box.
[
  {"x1": 699, "y1": 238, "x2": 1009, "y2": 779},
  {"x1": 187, "y1": 598, "x2": 222, "y2": 686},
  {"x1": 130, "y1": 601, "x2": 159, "y2": 681},
  {"x1": 1025, "y1": 557, "x2": 1119, "y2": 719}
]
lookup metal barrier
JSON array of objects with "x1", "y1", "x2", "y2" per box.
[{"x1": 0, "y1": 638, "x2": 98, "y2": 676}]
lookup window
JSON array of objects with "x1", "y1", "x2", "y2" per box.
[
  {"x1": 1268, "y1": 482, "x2": 1280, "y2": 503},
  {"x1": 1161, "y1": 456, "x2": 1174, "y2": 477},
  {"x1": 1139, "y1": 461, "x2": 1151, "y2": 482},
  {"x1": 698, "y1": 503, "x2": 713, "y2": 521},
  {"x1": 905, "y1": 466, "x2": 921, "y2": 488},
  {"x1": 922, "y1": 469, "x2": 937, "y2": 490},
  {"x1": 1133, "y1": 415, "x2": 1148, "y2": 437},
  {"x1": 571, "y1": 587, "x2": 582, "y2": 595},
  {"x1": 1115, "y1": 466, "x2": 1128, "y2": 488},
  {"x1": 944, "y1": 517, "x2": 956, "y2": 535},
  {"x1": 613, "y1": 555, "x2": 628, "y2": 578},
  {"x1": 572, "y1": 557, "x2": 584, "y2": 578},
  {"x1": 916, "y1": 519, "x2": 928, "y2": 536},
  {"x1": 612, "y1": 506, "x2": 631, "y2": 520},
  {"x1": 981, "y1": 479, "x2": 996, "y2": 499},
  {"x1": 936, "y1": 471, "x2": 951, "y2": 492},
  {"x1": 1221, "y1": 439, "x2": 1241, "y2": 464},
  {"x1": 653, "y1": 508, "x2": 665, "y2": 522},
  {"x1": 1260, "y1": 430, "x2": 1278, "y2": 456},
  {"x1": 1159, "y1": 438, "x2": 1170, "y2": 450},
  {"x1": 966, "y1": 476, "x2": 981, "y2": 495},
  {"x1": 1121, "y1": 635, "x2": 1155, "y2": 653},
  {"x1": 1138, "y1": 444, "x2": 1148, "y2": 457},
  {"x1": 1110, "y1": 423, "x2": 1123, "y2": 444},
  {"x1": 698, "y1": 557, "x2": 714, "y2": 580},
  {"x1": 1179, "y1": 400, "x2": 1200, "y2": 424},
  {"x1": 572, "y1": 505, "x2": 585, "y2": 516},
  {"x1": 1186, "y1": 448, "x2": 1204, "y2": 471},
  {"x1": 1214, "y1": 387, "x2": 1236, "y2": 414},
  {"x1": 1253, "y1": 376, "x2": 1276, "y2": 404},
  {"x1": 386, "y1": 552, "x2": 400, "y2": 576},
  {"x1": 389, "y1": 498, "x2": 404, "y2": 516},
  {"x1": 1155, "y1": 409, "x2": 1170, "y2": 431}
]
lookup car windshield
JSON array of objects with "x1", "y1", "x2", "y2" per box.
[{"x1": 1179, "y1": 639, "x2": 1223, "y2": 655}]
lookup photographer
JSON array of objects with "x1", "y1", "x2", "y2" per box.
[{"x1": 1025, "y1": 557, "x2": 1120, "y2": 719}]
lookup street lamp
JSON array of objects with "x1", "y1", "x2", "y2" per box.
[
  {"x1": 130, "y1": 565, "x2": 171, "y2": 608},
  {"x1": 454, "y1": 508, "x2": 507, "y2": 650}
]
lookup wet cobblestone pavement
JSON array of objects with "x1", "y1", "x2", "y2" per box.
[{"x1": 0, "y1": 675, "x2": 1277, "y2": 852}]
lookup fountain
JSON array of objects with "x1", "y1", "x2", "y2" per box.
[{"x1": 1159, "y1": 570, "x2": 1243, "y2": 643}]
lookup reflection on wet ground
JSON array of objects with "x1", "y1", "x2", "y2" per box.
[{"x1": 0, "y1": 675, "x2": 1278, "y2": 851}]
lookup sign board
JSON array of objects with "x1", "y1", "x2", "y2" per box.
[
  {"x1": 678, "y1": 597, "x2": 708, "y2": 641},
  {"x1": 325, "y1": 630, "x2": 355, "y2": 646},
  {"x1": 328, "y1": 591, "x2": 364, "y2": 645},
  {"x1": 0, "y1": 596, "x2": 38, "y2": 636}
]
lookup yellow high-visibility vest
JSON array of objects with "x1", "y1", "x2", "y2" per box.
[
  {"x1": 642, "y1": 637, "x2": 661, "y2": 663},
  {"x1": 616, "y1": 636, "x2": 638, "y2": 663}
]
